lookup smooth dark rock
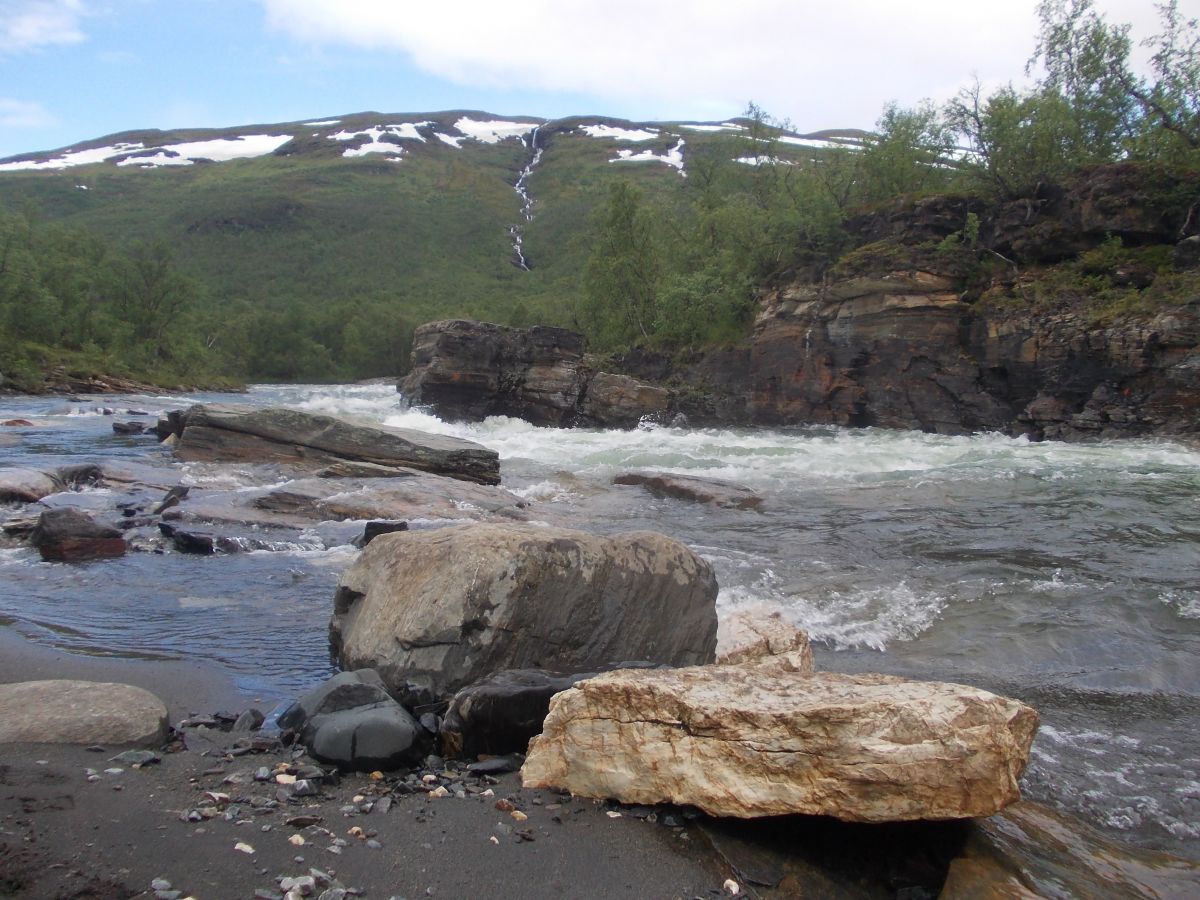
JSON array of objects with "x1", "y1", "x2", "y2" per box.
[
  {"x1": 31, "y1": 508, "x2": 126, "y2": 562},
  {"x1": 440, "y1": 669, "x2": 598, "y2": 758},
  {"x1": 112, "y1": 421, "x2": 146, "y2": 435},
  {"x1": 306, "y1": 703, "x2": 427, "y2": 771},
  {"x1": 466, "y1": 755, "x2": 524, "y2": 775}
]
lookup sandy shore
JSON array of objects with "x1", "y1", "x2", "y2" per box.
[{"x1": 0, "y1": 631, "x2": 729, "y2": 900}]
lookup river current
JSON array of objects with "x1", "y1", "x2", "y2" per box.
[{"x1": 1, "y1": 383, "x2": 1197, "y2": 857}]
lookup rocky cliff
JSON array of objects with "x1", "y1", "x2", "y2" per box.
[
  {"x1": 622, "y1": 164, "x2": 1200, "y2": 440},
  {"x1": 403, "y1": 165, "x2": 1199, "y2": 441}
]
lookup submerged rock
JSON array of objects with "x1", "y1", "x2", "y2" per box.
[
  {"x1": 942, "y1": 800, "x2": 1200, "y2": 898},
  {"x1": 175, "y1": 403, "x2": 500, "y2": 484},
  {"x1": 613, "y1": 472, "x2": 763, "y2": 510},
  {"x1": 330, "y1": 523, "x2": 718, "y2": 706},
  {"x1": 0, "y1": 680, "x2": 168, "y2": 746},
  {"x1": 522, "y1": 663, "x2": 1038, "y2": 822},
  {"x1": 31, "y1": 507, "x2": 126, "y2": 561}
]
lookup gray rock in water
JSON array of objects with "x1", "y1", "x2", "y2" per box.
[
  {"x1": 613, "y1": 472, "x2": 763, "y2": 509},
  {"x1": 175, "y1": 403, "x2": 500, "y2": 485},
  {"x1": 31, "y1": 507, "x2": 126, "y2": 562},
  {"x1": 330, "y1": 524, "x2": 719, "y2": 706},
  {"x1": 0, "y1": 467, "x2": 62, "y2": 503}
]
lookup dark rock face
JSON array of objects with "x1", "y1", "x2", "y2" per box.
[
  {"x1": 750, "y1": 274, "x2": 1200, "y2": 440},
  {"x1": 330, "y1": 524, "x2": 719, "y2": 707},
  {"x1": 439, "y1": 669, "x2": 597, "y2": 759},
  {"x1": 30, "y1": 508, "x2": 126, "y2": 562},
  {"x1": 400, "y1": 320, "x2": 672, "y2": 428},
  {"x1": 175, "y1": 403, "x2": 500, "y2": 484}
]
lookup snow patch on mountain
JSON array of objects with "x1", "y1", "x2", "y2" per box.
[
  {"x1": 778, "y1": 135, "x2": 861, "y2": 151},
  {"x1": 447, "y1": 117, "x2": 537, "y2": 146},
  {"x1": 610, "y1": 137, "x2": 686, "y2": 175},
  {"x1": 679, "y1": 122, "x2": 744, "y2": 133},
  {"x1": 304, "y1": 119, "x2": 341, "y2": 126},
  {"x1": 330, "y1": 124, "x2": 428, "y2": 158},
  {"x1": 579, "y1": 124, "x2": 659, "y2": 142},
  {"x1": 0, "y1": 134, "x2": 292, "y2": 171}
]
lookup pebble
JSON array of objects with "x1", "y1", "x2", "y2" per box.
[
  {"x1": 104, "y1": 768, "x2": 124, "y2": 776},
  {"x1": 290, "y1": 835, "x2": 306, "y2": 847},
  {"x1": 723, "y1": 878, "x2": 741, "y2": 895},
  {"x1": 365, "y1": 840, "x2": 382, "y2": 851},
  {"x1": 235, "y1": 842, "x2": 256, "y2": 854}
]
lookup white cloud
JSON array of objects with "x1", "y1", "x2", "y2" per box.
[
  {"x1": 0, "y1": 0, "x2": 87, "y2": 54},
  {"x1": 0, "y1": 97, "x2": 56, "y2": 128},
  {"x1": 259, "y1": 1, "x2": 1172, "y2": 130}
]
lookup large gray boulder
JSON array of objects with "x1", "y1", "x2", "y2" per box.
[
  {"x1": 522, "y1": 661, "x2": 1038, "y2": 822},
  {"x1": 0, "y1": 680, "x2": 168, "y2": 746},
  {"x1": 330, "y1": 524, "x2": 719, "y2": 706},
  {"x1": 175, "y1": 403, "x2": 500, "y2": 485}
]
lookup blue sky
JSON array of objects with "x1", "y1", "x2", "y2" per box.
[{"x1": 0, "y1": 0, "x2": 1179, "y2": 160}]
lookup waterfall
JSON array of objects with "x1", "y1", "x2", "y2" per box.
[{"x1": 509, "y1": 126, "x2": 544, "y2": 270}]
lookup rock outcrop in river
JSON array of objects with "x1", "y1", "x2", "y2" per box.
[
  {"x1": 400, "y1": 320, "x2": 670, "y2": 428},
  {"x1": 174, "y1": 403, "x2": 500, "y2": 484}
]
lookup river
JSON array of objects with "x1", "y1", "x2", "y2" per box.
[{"x1": 1, "y1": 382, "x2": 1197, "y2": 858}]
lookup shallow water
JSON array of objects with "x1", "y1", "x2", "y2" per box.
[{"x1": 1, "y1": 383, "x2": 1197, "y2": 856}]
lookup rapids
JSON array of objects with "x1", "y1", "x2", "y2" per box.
[{"x1": 0, "y1": 382, "x2": 1197, "y2": 856}]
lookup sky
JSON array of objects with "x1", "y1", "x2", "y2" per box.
[{"x1": 0, "y1": 0, "x2": 1187, "y2": 160}]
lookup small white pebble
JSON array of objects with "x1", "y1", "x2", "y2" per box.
[
  {"x1": 234, "y1": 842, "x2": 255, "y2": 854},
  {"x1": 723, "y1": 878, "x2": 740, "y2": 895}
]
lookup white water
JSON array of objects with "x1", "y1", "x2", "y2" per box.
[{"x1": 3, "y1": 382, "x2": 1199, "y2": 855}]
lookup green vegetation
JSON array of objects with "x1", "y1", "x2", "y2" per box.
[{"x1": 1, "y1": 3, "x2": 1198, "y2": 382}]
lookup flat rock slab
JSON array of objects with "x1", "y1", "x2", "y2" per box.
[
  {"x1": 0, "y1": 467, "x2": 62, "y2": 503},
  {"x1": 613, "y1": 472, "x2": 762, "y2": 509},
  {"x1": 523, "y1": 665, "x2": 1038, "y2": 822},
  {"x1": 176, "y1": 403, "x2": 500, "y2": 484},
  {"x1": 0, "y1": 680, "x2": 168, "y2": 746}
]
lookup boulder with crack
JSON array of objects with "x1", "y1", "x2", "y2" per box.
[{"x1": 522, "y1": 660, "x2": 1038, "y2": 822}]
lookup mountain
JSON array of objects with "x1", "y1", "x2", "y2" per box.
[{"x1": 0, "y1": 111, "x2": 862, "y2": 379}]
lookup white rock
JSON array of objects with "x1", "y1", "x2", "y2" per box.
[{"x1": 522, "y1": 664, "x2": 1038, "y2": 822}]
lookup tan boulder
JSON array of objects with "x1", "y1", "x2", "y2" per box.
[
  {"x1": 0, "y1": 680, "x2": 168, "y2": 746},
  {"x1": 716, "y1": 608, "x2": 813, "y2": 672},
  {"x1": 522, "y1": 664, "x2": 1038, "y2": 822}
]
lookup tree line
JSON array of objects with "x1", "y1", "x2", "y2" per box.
[
  {"x1": 579, "y1": 0, "x2": 1200, "y2": 352},
  {"x1": 0, "y1": 203, "x2": 414, "y2": 389}
]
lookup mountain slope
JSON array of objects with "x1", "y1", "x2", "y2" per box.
[{"x1": 0, "y1": 111, "x2": 860, "y2": 378}]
